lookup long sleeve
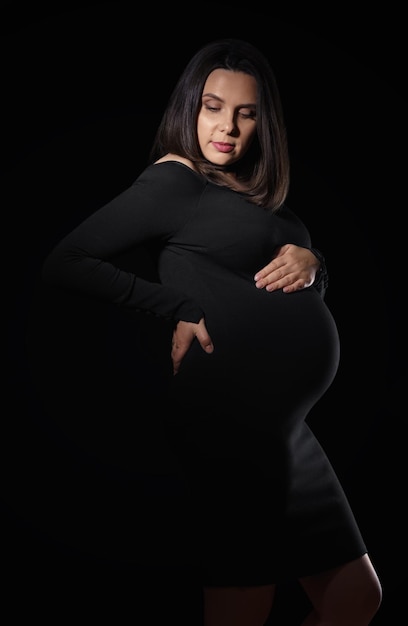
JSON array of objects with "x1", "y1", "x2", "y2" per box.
[{"x1": 42, "y1": 163, "x2": 206, "y2": 323}]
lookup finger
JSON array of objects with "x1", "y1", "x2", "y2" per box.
[
  {"x1": 171, "y1": 341, "x2": 188, "y2": 375},
  {"x1": 254, "y1": 261, "x2": 277, "y2": 281},
  {"x1": 196, "y1": 330, "x2": 214, "y2": 353},
  {"x1": 264, "y1": 273, "x2": 294, "y2": 292},
  {"x1": 254, "y1": 252, "x2": 289, "y2": 284},
  {"x1": 257, "y1": 243, "x2": 287, "y2": 272},
  {"x1": 254, "y1": 264, "x2": 287, "y2": 288},
  {"x1": 270, "y1": 276, "x2": 313, "y2": 293}
]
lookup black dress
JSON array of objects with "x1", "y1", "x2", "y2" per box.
[{"x1": 42, "y1": 162, "x2": 367, "y2": 585}]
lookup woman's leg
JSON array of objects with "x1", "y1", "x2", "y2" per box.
[
  {"x1": 298, "y1": 553, "x2": 382, "y2": 625},
  {"x1": 203, "y1": 584, "x2": 276, "y2": 626}
]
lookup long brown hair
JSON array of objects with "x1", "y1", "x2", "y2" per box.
[{"x1": 149, "y1": 38, "x2": 290, "y2": 211}]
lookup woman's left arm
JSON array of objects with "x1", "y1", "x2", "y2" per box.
[{"x1": 254, "y1": 244, "x2": 328, "y2": 296}]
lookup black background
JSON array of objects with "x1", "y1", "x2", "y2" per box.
[{"x1": 2, "y1": 1, "x2": 406, "y2": 623}]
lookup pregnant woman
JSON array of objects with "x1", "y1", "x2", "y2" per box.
[{"x1": 42, "y1": 38, "x2": 382, "y2": 626}]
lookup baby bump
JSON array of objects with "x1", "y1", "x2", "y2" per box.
[
  {"x1": 165, "y1": 289, "x2": 339, "y2": 474},
  {"x1": 175, "y1": 285, "x2": 340, "y2": 415},
  {"x1": 247, "y1": 286, "x2": 340, "y2": 382}
]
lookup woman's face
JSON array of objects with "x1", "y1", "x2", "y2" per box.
[{"x1": 197, "y1": 69, "x2": 258, "y2": 167}]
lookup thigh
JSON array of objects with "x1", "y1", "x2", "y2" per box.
[
  {"x1": 203, "y1": 584, "x2": 276, "y2": 626},
  {"x1": 298, "y1": 554, "x2": 382, "y2": 624}
]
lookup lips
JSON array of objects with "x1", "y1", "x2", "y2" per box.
[{"x1": 212, "y1": 142, "x2": 234, "y2": 153}]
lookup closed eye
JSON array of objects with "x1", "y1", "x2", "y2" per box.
[{"x1": 239, "y1": 110, "x2": 256, "y2": 119}]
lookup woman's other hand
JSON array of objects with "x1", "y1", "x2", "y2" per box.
[
  {"x1": 171, "y1": 318, "x2": 214, "y2": 375},
  {"x1": 254, "y1": 244, "x2": 320, "y2": 293}
]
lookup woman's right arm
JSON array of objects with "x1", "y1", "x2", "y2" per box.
[{"x1": 42, "y1": 167, "x2": 204, "y2": 324}]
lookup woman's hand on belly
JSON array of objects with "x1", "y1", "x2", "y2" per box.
[
  {"x1": 254, "y1": 244, "x2": 320, "y2": 293},
  {"x1": 172, "y1": 318, "x2": 214, "y2": 375}
]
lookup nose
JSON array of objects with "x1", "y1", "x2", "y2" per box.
[{"x1": 219, "y1": 111, "x2": 237, "y2": 134}]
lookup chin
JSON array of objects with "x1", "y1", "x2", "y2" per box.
[{"x1": 205, "y1": 154, "x2": 236, "y2": 168}]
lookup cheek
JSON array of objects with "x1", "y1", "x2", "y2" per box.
[
  {"x1": 197, "y1": 116, "x2": 213, "y2": 147},
  {"x1": 240, "y1": 126, "x2": 257, "y2": 150}
]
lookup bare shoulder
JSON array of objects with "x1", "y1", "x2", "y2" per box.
[{"x1": 154, "y1": 153, "x2": 197, "y2": 171}]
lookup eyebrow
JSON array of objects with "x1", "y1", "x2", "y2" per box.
[{"x1": 202, "y1": 92, "x2": 256, "y2": 107}]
